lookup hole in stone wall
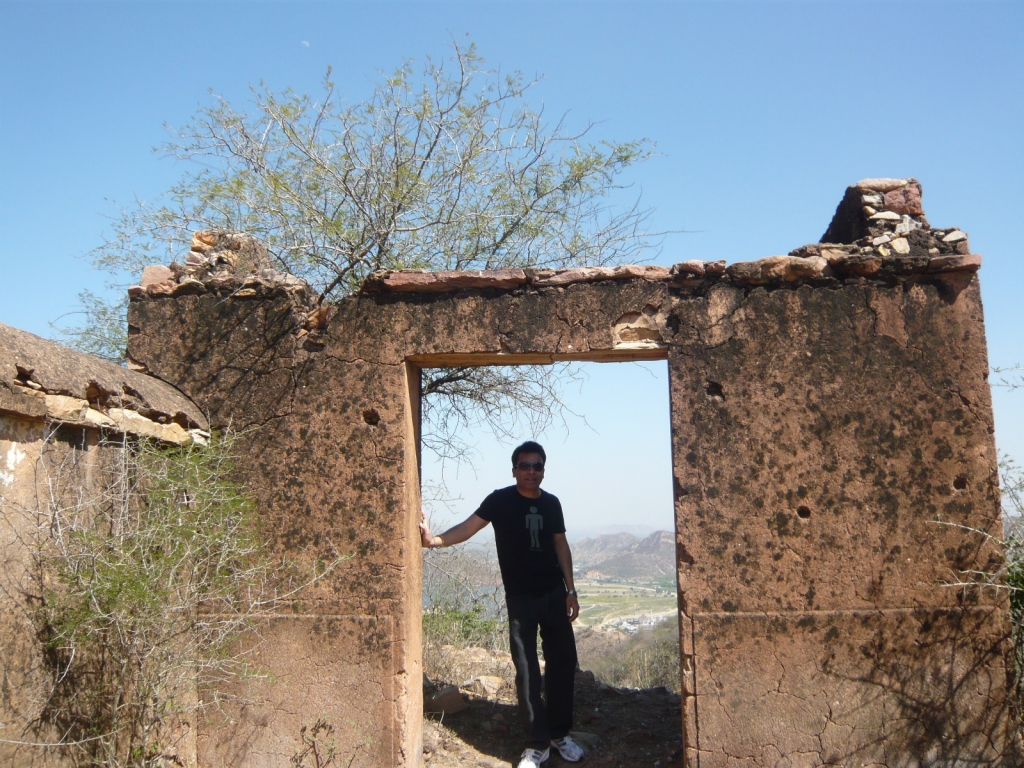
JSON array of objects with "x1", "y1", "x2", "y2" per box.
[
  {"x1": 706, "y1": 381, "x2": 724, "y2": 400},
  {"x1": 417, "y1": 360, "x2": 681, "y2": 764},
  {"x1": 797, "y1": 505, "x2": 811, "y2": 519},
  {"x1": 362, "y1": 408, "x2": 381, "y2": 426},
  {"x1": 953, "y1": 475, "x2": 968, "y2": 491},
  {"x1": 14, "y1": 364, "x2": 34, "y2": 385}
]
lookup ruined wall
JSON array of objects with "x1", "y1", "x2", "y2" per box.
[
  {"x1": 0, "y1": 323, "x2": 208, "y2": 766},
  {"x1": 124, "y1": 180, "x2": 1017, "y2": 766}
]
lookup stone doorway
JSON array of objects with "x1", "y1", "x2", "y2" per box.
[
  {"x1": 123, "y1": 188, "x2": 1017, "y2": 765},
  {"x1": 416, "y1": 359, "x2": 682, "y2": 765}
]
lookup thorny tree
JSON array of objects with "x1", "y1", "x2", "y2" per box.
[{"x1": 64, "y1": 42, "x2": 659, "y2": 462}]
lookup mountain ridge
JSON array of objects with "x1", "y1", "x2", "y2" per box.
[{"x1": 573, "y1": 530, "x2": 675, "y2": 581}]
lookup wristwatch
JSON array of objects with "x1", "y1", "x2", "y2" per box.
[{"x1": 567, "y1": 589, "x2": 577, "y2": 596}]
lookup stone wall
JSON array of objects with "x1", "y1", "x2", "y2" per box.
[
  {"x1": 123, "y1": 179, "x2": 1018, "y2": 766},
  {"x1": 0, "y1": 323, "x2": 208, "y2": 766}
]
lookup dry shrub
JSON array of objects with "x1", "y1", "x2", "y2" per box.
[
  {"x1": 0, "y1": 428, "x2": 345, "y2": 767},
  {"x1": 577, "y1": 620, "x2": 680, "y2": 692},
  {"x1": 421, "y1": 544, "x2": 511, "y2": 687}
]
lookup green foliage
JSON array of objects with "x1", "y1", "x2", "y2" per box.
[
  {"x1": 43, "y1": 437, "x2": 265, "y2": 653},
  {"x1": 584, "y1": 621, "x2": 681, "y2": 692},
  {"x1": 63, "y1": 41, "x2": 657, "y2": 467},
  {"x1": 1001, "y1": 455, "x2": 1024, "y2": 633},
  {"x1": 51, "y1": 290, "x2": 129, "y2": 364},
  {"x1": 86, "y1": 42, "x2": 654, "y2": 303},
  {"x1": 422, "y1": 604, "x2": 504, "y2": 647},
  {"x1": 420, "y1": 545, "x2": 509, "y2": 684},
  {"x1": 12, "y1": 430, "x2": 344, "y2": 767}
]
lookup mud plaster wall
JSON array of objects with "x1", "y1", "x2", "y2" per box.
[
  {"x1": 0, "y1": 413, "x2": 58, "y2": 768},
  {"x1": 127, "y1": 262, "x2": 1016, "y2": 766},
  {"x1": 0, "y1": 323, "x2": 208, "y2": 768},
  {"x1": 0, "y1": 418, "x2": 138, "y2": 768}
]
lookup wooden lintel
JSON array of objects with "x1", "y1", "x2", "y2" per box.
[{"x1": 405, "y1": 348, "x2": 668, "y2": 368}]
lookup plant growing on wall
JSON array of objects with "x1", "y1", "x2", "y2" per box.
[
  {"x1": 1, "y1": 429, "x2": 345, "y2": 767},
  {"x1": 62, "y1": 41, "x2": 658, "y2": 461}
]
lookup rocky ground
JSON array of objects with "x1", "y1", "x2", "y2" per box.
[{"x1": 422, "y1": 670, "x2": 685, "y2": 767}]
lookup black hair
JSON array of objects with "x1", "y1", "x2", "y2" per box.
[{"x1": 512, "y1": 440, "x2": 546, "y2": 466}]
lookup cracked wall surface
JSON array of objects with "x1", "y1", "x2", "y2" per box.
[{"x1": 123, "y1": 180, "x2": 1017, "y2": 766}]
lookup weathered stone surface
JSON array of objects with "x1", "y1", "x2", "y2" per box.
[
  {"x1": 43, "y1": 394, "x2": 89, "y2": 421},
  {"x1": 191, "y1": 231, "x2": 218, "y2": 252},
  {"x1": 107, "y1": 408, "x2": 189, "y2": 444},
  {"x1": 822, "y1": 178, "x2": 927, "y2": 245},
  {"x1": 608, "y1": 264, "x2": 671, "y2": 281},
  {"x1": 146, "y1": 279, "x2": 178, "y2": 297},
  {"x1": 172, "y1": 277, "x2": 207, "y2": 296},
  {"x1": 0, "y1": 321, "x2": 207, "y2": 429},
  {"x1": 929, "y1": 252, "x2": 982, "y2": 272},
  {"x1": 83, "y1": 407, "x2": 117, "y2": 429},
  {"x1": 725, "y1": 255, "x2": 826, "y2": 284},
  {"x1": 365, "y1": 268, "x2": 528, "y2": 293},
  {"x1": 669, "y1": 275, "x2": 1014, "y2": 764},
  {"x1": 943, "y1": 229, "x2": 968, "y2": 242},
  {"x1": 141, "y1": 264, "x2": 174, "y2": 287},
  {"x1": 120, "y1": 178, "x2": 1014, "y2": 767},
  {"x1": 0, "y1": 384, "x2": 47, "y2": 420},
  {"x1": 463, "y1": 675, "x2": 505, "y2": 696},
  {"x1": 423, "y1": 686, "x2": 467, "y2": 714},
  {"x1": 884, "y1": 182, "x2": 924, "y2": 215},
  {"x1": 856, "y1": 177, "x2": 910, "y2": 192},
  {"x1": 671, "y1": 260, "x2": 726, "y2": 279},
  {"x1": 362, "y1": 265, "x2": 674, "y2": 293},
  {"x1": 692, "y1": 609, "x2": 1011, "y2": 766},
  {"x1": 869, "y1": 210, "x2": 901, "y2": 221},
  {"x1": 890, "y1": 236, "x2": 911, "y2": 254}
]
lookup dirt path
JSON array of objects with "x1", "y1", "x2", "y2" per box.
[{"x1": 423, "y1": 671, "x2": 685, "y2": 767}]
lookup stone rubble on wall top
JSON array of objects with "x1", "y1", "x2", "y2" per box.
[
  {"x1": 356, "y1": 233, "x2": 978, "y2": 295},
  {"x1": 128, "y1": 230, "x2": 314, "y2": 305},
  {"x1": 856, "y1": 177, "x2": 913, "y2": 193},
  {"x1": 359, "y1": 264, "x2": 672, "y2": 293},
  {"x1": 125, "y1": 181, "x2": 979, "y2": 303}
]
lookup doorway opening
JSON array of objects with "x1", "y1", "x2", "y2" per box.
[{"x1": 416, "y1": 358, "x2": 684, "y2": 766}]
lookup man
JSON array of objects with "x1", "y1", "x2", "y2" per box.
[{"x1": 420, "y1": 441, "x2": 585, "y2": 768}]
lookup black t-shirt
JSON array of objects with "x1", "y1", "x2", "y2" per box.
[{"x1": 475, "y1": 485, "x2": 567, "y2": 596}]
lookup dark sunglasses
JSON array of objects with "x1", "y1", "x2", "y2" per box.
[{"x1": 516, "y1": 462, "x2": 545, "y2": 472}]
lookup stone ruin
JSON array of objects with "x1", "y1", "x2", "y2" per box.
[{"x1": 0, "y1": 178, "x2": 1019, "y2": 766}]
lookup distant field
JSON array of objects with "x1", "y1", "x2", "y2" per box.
[{"x1": 575, "y1": 578, "x2": 678, "y2": 628}]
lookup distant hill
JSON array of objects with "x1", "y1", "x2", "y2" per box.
[
  {"x1": 567, "y1": 524, "x2": 659, "y2": 543},
  {"x1": 573, "y1": 530, "x2": 675, "y2": 581}
]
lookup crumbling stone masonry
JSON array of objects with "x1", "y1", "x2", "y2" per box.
[
  {"x1": 0, "y1": 323, "x2": 209, "y2": 766},
  {"x1": 3, "y1": 177, "x2": 1016, "y2": 766}
]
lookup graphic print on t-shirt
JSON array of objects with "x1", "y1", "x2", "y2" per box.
[
  {"x1": 526, "y1": 506, "x2": 544, "y2": 550},
  {"x1": 474, "y1": 486, "x2": 566, "y2": 595}
]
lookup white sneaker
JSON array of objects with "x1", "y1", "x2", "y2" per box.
[
  {"x1": 517, "y1": 747, "x2": 550, "y2": 767},
  {"x1": 551, "y1": 735, "x2": 584, "y2": 762}
]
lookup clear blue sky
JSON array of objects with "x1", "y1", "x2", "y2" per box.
[{"x1": 2, "y1": 1, "x2": 1021, "y2": 534}]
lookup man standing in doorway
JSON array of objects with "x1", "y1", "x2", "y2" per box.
[{"x1": 420, "y1": 441, "x2": 584, "y2": 768}]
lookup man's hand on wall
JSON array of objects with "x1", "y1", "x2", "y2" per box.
[
  {"x1": 419, "y1": 512, "x2": 435, "y2": 548},
  {"x1": 566, "y1": 592, "x2": 580, "y2": 622}
]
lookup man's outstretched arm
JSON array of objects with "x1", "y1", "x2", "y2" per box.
[{"x1": 420, "y1": 512, "x2": 489, "y2": 548}]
